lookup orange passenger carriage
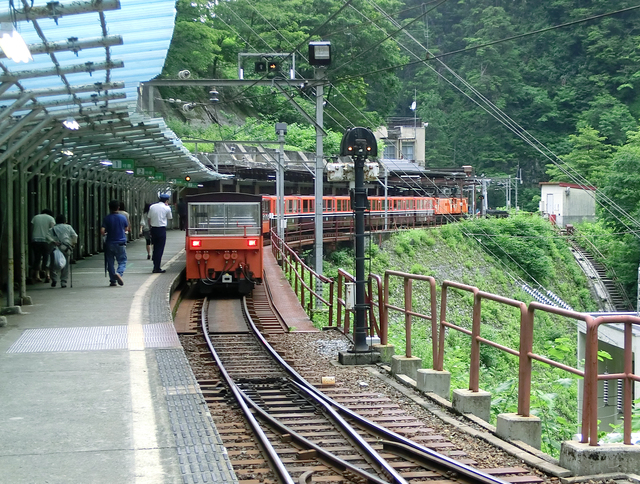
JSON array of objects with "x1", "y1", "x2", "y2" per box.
[{"x1": 186, "y1": 192, "x2": 263, "y2": 295}]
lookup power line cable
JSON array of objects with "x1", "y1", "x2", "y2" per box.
[{"x1": 358, "y1": 0, "x2": 640, "y2": 235}]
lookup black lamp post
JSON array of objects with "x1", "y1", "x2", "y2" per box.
[{"x1": 340, "y1": 127, "x2": 377, "y2": 353}]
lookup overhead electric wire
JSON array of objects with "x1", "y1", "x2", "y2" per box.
[
  {"x1": 329, "y1": 4, "x2": 640, "y2": 80},
  {"x1": 357, "y1": 0, "x2": 640, "y2": 236},
  {"x1": 330, "y1": 0, "x2": 451, "y2": 75}
]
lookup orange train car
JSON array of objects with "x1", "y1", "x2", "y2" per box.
[
  {"x1": 186, "y1": 192, "x2": 263, "y2": 295},
  {"x1": 262, "y1": 194, "x2": 466, "y2": 223}
]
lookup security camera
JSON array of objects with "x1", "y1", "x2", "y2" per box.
[{"x1": 178, "y1": 70, "x2": 191, "y2": 79}]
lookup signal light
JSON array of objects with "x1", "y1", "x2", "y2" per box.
[
  {"x1": 267, "y1": 62, "x2": 279, "y2": 73},
  {"x1": 185, "y1": 176, "x2": 191, "y2": 182},
  {"x1": 247, "y1": 239, "x2": 258, "y2": 247},
  {"x1": 191, "y1": 240, "x2": 201, "y2": 248},
  {"x1": 255, "y1": 61, "x2": 267, "y2": 73}
]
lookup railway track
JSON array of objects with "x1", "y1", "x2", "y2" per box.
[{"x1": 178, "y1": 284, "x2": 546, "y2": 484}]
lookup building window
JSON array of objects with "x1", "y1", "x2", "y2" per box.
[
  {"x1": 383, "y1": 143, "x2": 396, "y2": 160},
  {"x1": 401, "y1": 142, "x2": 414, "y2": 160}
]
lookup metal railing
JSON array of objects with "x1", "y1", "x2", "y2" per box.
[
  {"x1": 382, "y1": 271, "x2": 438, "y2": 361},
  {"x1": 406, "y1": 277, "x2": 640, "y2": 446},
  {"x1": 270, "y1": 229, "x2": 333, "y2": 325},
  {"x1": 271, "y1": 239, "x2": 640, "y2": 446}
]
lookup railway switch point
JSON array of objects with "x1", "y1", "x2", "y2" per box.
[
  {"x1": 452, "y1": 388, "x2": 492, "y2": 423},
  {"x1": 496, "y1": 413, "x2": 542, "y2": 450},
  {"x1": 417, "y1": 368, "x2": 451, "y2": 400}
]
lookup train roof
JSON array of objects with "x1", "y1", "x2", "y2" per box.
[{"x1": 185, "y1": 192, "x2": 262, "y2": 203}]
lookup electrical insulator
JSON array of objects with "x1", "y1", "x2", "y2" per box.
[{"x1": 209, "y1": 90, "x2": 219, "y2": 103}]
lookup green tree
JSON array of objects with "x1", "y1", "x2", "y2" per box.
[{"x1": 546, "y1": 125, "x2": 613, "y2": 185}]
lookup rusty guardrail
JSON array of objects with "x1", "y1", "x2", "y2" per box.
[
  {"x1": 383, "y1": 271, "x2": 438, "y2": 361},
  {"x1": 270, "y1": 229, "x2": 333, "y2": 325},
  {"x1": 430, "y1": 280, "x2": 639, "y2": 445}
]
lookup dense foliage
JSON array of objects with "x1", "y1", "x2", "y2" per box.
[
  {"x1": 163, "y1": 0, "x2": 640, "y2": 177},
  {"x1": 162, "y1": 0, "x2": 640, "y2": 297}
]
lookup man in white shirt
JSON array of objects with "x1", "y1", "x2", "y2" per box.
[{"x1": 148, "y1": 194, "x2": 173, "y2": 273}]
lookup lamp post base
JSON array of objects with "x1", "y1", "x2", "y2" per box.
[{"x1": 338, "y1": 349, "x2": 381, "y2": 365}]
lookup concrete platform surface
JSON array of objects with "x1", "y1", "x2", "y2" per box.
[
  {"x1": 263, "y1": 247, "x2": 318, "y2": 332},
  {"x1": 0, "y1": 231, "x2": 237, "y2": 484}
]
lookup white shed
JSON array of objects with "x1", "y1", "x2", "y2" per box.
[{"x1": 539, "y1": 182, "x2": 596, "y2": 227}]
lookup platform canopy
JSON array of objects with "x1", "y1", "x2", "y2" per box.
[{"x1": 0, "y1": 0, "x2": 220, "y2": 183}]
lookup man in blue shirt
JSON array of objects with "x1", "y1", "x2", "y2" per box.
[{"x1": 100, "y1": 199, "x2": 129, "y2": 286}]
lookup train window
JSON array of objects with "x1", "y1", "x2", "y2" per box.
[
  {"x1": 303, "y1": 199, "x2": 311, "y2": 213},
  {"x1": 188, "y1": 202, "x2": 261, "y2": 236}
]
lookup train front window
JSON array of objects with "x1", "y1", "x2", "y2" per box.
[{"x1": 188, "y1": 202, "x2": 261, "y2": 236}]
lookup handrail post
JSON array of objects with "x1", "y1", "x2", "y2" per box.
[
  {"x1": 383, "y1": 272, "x2": 390, "y2": 346},
  {"x1": 308, "y1": 266, "x2": 313, "y2": 315},
  {"x1": 624, "y1": 321, "x2": 633, "y2": 445},
  {"x1": 429, "y1": 277, "x2": 437, "y2": 368},
  {"x1": 404, "y1": 276, "x2": 412, "y2": 358},
  {"x1": 437, "y1": 283, "x2": 448, "y2": 371},
  {"x1": 518, "y1": 304, "x2": 533, "y2": 416},
  {"x1": 337, "y1": 272, "x2": 343, "y2": 329},
  {"x1": 300, "y1": 264, "x2": 305, "y2": 308},
  {"x1": 469, "y1": 291, "x2": 481, "y2": 392},
  {"x1": 582, "y1": 317, "x2": 598, "y2": 445},
  {"x1": 328, "y1": 280, "x2": 334, "y2": 327}
]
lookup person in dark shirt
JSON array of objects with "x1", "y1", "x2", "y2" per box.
[{"x1": 100, "y1": 199, "x2": 129, "y2": 286}]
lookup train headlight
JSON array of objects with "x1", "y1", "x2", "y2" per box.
[
  {"x1": 247, "y1": 239, "x2": 258, "y2": 247},
  {"x1": 191, "y1": 239, "x2": 201, "y2": 248}
]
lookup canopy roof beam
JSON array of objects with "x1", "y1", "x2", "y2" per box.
[{"x1": 0, "y1": 0, "x2": 121, "y2": 23}]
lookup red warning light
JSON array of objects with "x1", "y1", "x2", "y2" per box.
[
  {"x1": 191, "y1": 240, "x2": 201, "y2": 248},
  {"x1": 247, "y1": 239, "x2": 258, "y2": 247}
]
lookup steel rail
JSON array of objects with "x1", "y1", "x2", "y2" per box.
[
  {"x1": 241, "y1": 293, "x2": 404, "y2": 483},
  {"x1": 235, "y1": 385, "x2": 393, "y2": 484},
  {"x1": 241, "y1": 298, "x2": 510, "y2": 484},
  {"x1": 199, "y1": 299, "x2": 294, "y2": 484}
]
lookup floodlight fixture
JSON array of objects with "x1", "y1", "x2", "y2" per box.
[
  {"x1": 125, "y1": 170, "x2": 134, "y2": 174},
  {"x1": 63, "y1": 117, "x2": 80, "y2": 130},
  {"x1": 100, "y1": 159, "x2": 113, "y2": 166},
  {"x1": 61, "y1": 149, "x2": 74, "y2": 156},
  {"x1": 309, "y1": 41, "x2": 331, "y2": 66},
  {"x1": 0, "y1": 22, "x2": 32, "y2": 63}
]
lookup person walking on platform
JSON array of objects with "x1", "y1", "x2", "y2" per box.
[
  {"x1": 48, "y1": 214, "x2": 78, "y2": 288},
  {"x1": 30, "y1": 208, "x2": 56, "y2": 283},
  {"x1": 101, "y1": 199, "x2": 129, "y2": 286},
  {"x1": 148, "y1": 193, "x2": 172, "y2": 274},
  {"x1": 140, "y1": 203, "x2": 152, "y2": 260}
]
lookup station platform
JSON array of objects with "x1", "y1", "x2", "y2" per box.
[
  {"x1": 0, "y1": 230, "x2": 238, "y2": 484},
  {"x1": 262, "y1": 248, "x2": 318, "y2": 332}
]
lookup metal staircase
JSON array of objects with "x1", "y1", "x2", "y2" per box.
[{"x1": 568, "y1": 239, "x2": 633, "y2": 312}]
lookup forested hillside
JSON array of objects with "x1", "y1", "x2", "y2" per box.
[
  {"x1": 161, "y1": 0, "x2": 640, "y2": 299},
  {"x1": 162, "y1": 0, "x2": 639, "y2": 187}
]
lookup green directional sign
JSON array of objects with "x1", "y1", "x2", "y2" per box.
[
  {"x1": 187, "y1": 182, "x2": 199, "y2": 188},
  {"x1": 151, "y1": 172, "x2": 165, "y2": 181},
  {"x1": 110, "y1": 159, "x2": 135, "y2": 170},
  {"x1": 135, "y1": 166, "x2": 155, "y2": 177},
  {"x1": 168, "y1": 178, "x2": 187, "y2": 187}
]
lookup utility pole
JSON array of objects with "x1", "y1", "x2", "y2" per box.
[
  {"x1": 314, "y1": 68, "x2": 325, "y2": 299},
  {"x1": 275, "y1": 123, "x2": 287, "y2": 245}
]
